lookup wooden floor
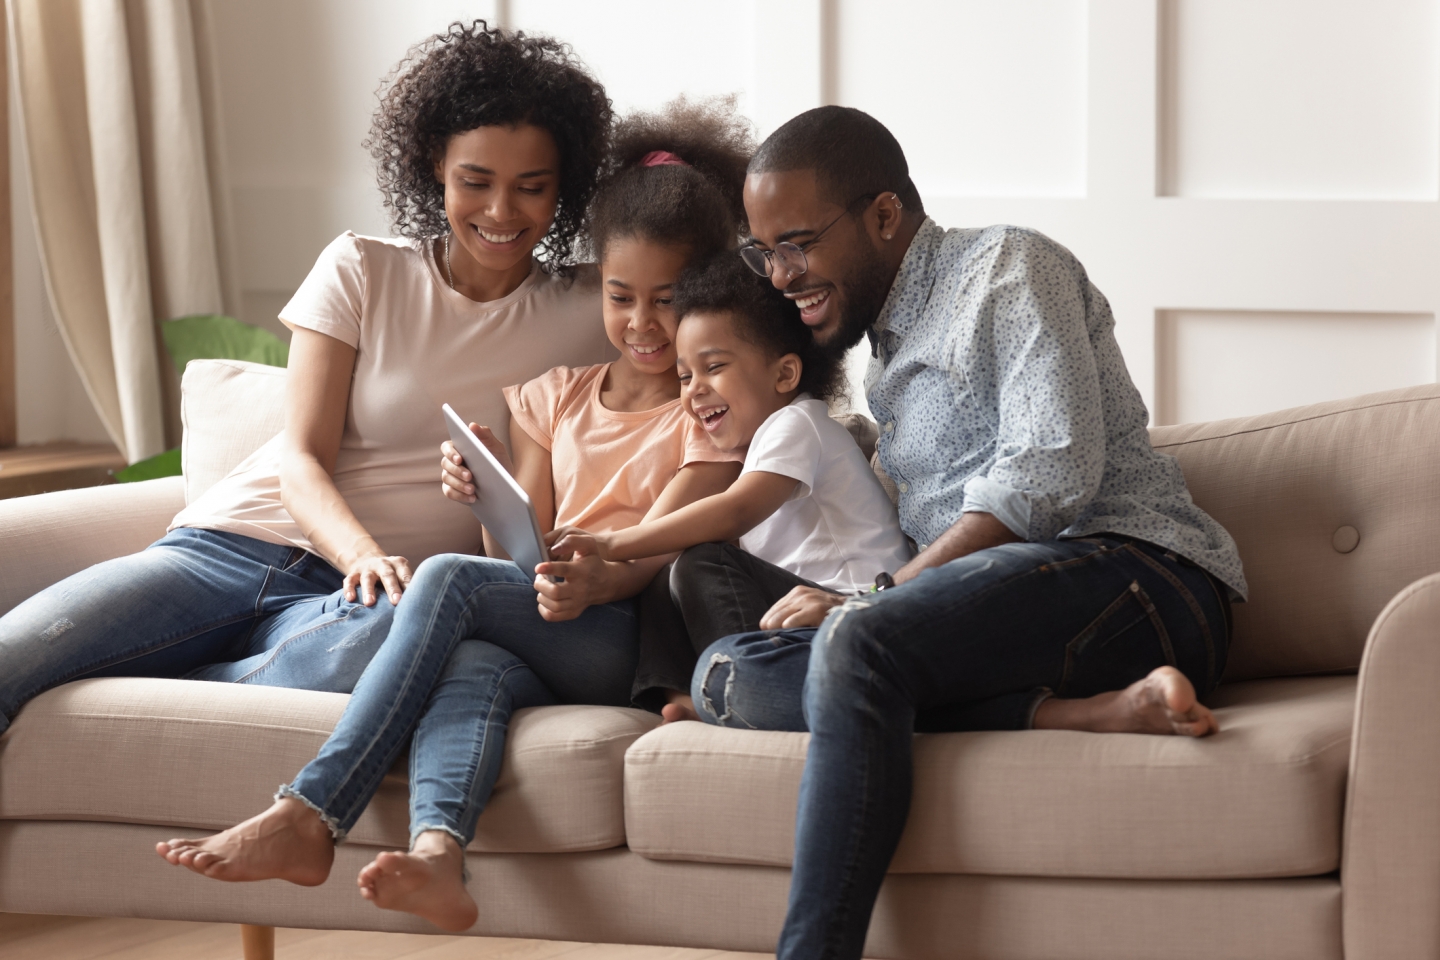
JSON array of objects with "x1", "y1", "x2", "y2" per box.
[{"x1": 0, "y1": 913, "x2": 771, "y2": 960}]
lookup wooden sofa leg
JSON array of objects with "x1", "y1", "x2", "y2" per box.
[{"x1": 240, "y1": 924, "x2": 275, "y2": 960}]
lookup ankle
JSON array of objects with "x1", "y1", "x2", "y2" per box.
[
  {"x1": 275, "y1": 798, "x2": 334, "y2": 841},
  {"x1": 411, "y1": 830, "x2": 463, "y2": 860}
]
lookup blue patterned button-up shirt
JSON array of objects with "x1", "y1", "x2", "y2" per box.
[{"x1": 866, "y1": 219, "x2": 1247, "y2": 598}]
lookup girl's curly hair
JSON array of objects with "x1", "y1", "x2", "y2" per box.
[
  {"x1": 365, "y1": 21, "x2": 611, "y2": 266},
  {"x1": 586, "y1": 96, "x2": 755, "y2": 262}
]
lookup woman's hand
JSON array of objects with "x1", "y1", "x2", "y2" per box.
[
  {"x1": 440, "y1": 423, "x2": 514, "y2": 503},
  {"x1": 759, "y1": 586, "x2": 846, "y2": 630},
  {"x1": 342, "y1": 554, "x2": 414, "y2": 607},
  {"x1": 546, "y1": 525, "x2": 614, "y2": 562}
]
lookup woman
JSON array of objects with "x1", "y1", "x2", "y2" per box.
[
  {"x1": 0, "y1": 21, "x2": 613, "y2": 728},
  {"x1": 159, "y1": 99, "x2": 757, "y2": 934}
]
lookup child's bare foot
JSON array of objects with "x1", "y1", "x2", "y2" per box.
[
  {"x1": 1033, "y1": 666, "x2": 1219, "y2": 737},
  {"x1": 661, "y1": 689, "x2": 699, "y2": 724},
  {"x1": 357, "y1": 830, "x2": 477, "y2": 932},
  {"x1": 155, "y1": 797, "x2": 334, "y2": 885}
]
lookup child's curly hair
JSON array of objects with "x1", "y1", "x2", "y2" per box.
[
  {"x1": 672, "y1": 252, "x2": 844, "y2": 401},
  {"x1": 586, "y1": 96, "x2": 755, "y2": 262},
  {"x1": 365, "y1": 21, "x2": 611, "y2": 266}
]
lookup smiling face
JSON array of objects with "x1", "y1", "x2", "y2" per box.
[
  {"x1": 743, "y1": 169, "x2": 894, "y2": 354},
  {"x1": 676, "y1": 310, "x2": 801, "y2": 453},
  {"x1": 434, "y1": 124, "x2": 561, "y2": 275},
  {"x1": 600, "y1": 237, "x2": 691, "y2": 377}
]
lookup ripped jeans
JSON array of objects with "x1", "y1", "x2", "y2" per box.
[
  {"x1": 281, "y1": 555, "x2": 639, "y2": 850},
  {"x1": 691, "y1": 536, "x2": 1231, "y2": 960},
  {"x1": 0, "y1": 528, "x2": 395, "y2": 734}
]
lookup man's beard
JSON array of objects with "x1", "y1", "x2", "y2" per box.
[{"x1": 815, "y1": 252, "x2": 892, "y2": 361}]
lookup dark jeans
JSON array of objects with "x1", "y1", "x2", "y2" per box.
[
  {"x1": 631, "y1": 542, "x2": 821, "y2": 711},
  {"x1": 691, "y1": 536, "x2": 1231, "y2": 960}
]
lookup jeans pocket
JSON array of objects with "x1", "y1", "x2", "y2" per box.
[{"x1": 1058, "y1": 581, "x2": 1176, "y2": 699}]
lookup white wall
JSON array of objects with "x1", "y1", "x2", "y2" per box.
[{"x1": 15, "y1": 0, "x2": 1440, "y2": 441}]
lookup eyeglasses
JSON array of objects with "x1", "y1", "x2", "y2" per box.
[{"x1": 740, "y1": 194, "x2": 879, "y2": 280}]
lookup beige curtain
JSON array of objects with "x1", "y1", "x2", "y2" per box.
[{"x1": 8, "y1": 0, "x2": 238, "y2": 462}]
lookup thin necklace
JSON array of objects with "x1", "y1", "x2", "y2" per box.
[{"x1": 443, "y1": 233, "x2": 454, "y2": 289}]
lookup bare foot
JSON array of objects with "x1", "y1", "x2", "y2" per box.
[
  {"x1": 154, "y1": 797, "x2": 334, "y2": 885},
  {"x1": 357, "y1": 831, "x2": 477, "y2": 932},
  {"x1": 661, "y1": 690, "x2": 699, "y2": 724},
  {"x1": 1033, "y1": 666, "x2": 1219, "y2": 737}
]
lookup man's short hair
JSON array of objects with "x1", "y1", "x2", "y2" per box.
[{"x1": 749, "y1": 106, "x2": 923, "y2": 214}]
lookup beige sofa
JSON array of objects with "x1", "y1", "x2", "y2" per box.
[{"x1": 1, "y1": 360, "x2": 1438, "y2": 960}]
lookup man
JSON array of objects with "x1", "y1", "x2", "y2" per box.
[{"x1": 698, "y1": 107, "x2": 1247, "y2": 960}]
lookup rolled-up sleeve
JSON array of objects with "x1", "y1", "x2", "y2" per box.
[{"x1": 952, "y1": 231, "x2": 1106, "y2": 541}]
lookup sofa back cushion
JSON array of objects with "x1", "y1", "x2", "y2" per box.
[
  {"x1": 180, "y1": 359, "x2": 287, "y2": 503},
  {"x1": 1150, "y1": 383, "x2": 1440, "y2": 681}
]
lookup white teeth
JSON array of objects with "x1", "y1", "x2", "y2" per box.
[
  {"x1": 630, "y1": 343, "x2": 664, "y2": 355},
  {"x1": 477, "y1": 227, "x2": 522, "y2": 243},
  {"x1": 796, "y1": 290, "x2": 829, "y2": 310},
  {"x1": 701, "y1": 405, "x2": 729, "y2": 422}
]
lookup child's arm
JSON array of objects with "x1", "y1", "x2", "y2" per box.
[
  {"x1": 550, "y1": 470, "x2": 798, "y2": 562},
  {"x1": 533, "y1": 459, "x2": 740, "y2": 620}
]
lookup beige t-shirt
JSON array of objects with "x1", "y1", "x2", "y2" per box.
[
  {"x1": 170, "y1": 232, "x2": 614, "y2": 564},
  {"x1": 504, "y1": 363, "x2": 737, "y2": 535}
]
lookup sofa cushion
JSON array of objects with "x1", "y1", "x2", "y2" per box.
[
  {"x1": 180, "y1": 358, "x2": 287, "y2": 503},
  {"x1": 1150, "y1": 383, "x2": 1440, "y2": 681},
  {"x1": 0, "y1": 678, "x2": 658, "y2": 853},
  {"x1": 624, "y1": 676, "x2": 1352, "y2": 879}
]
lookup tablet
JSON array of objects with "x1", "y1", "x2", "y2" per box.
[{"x1": 442, "y1": 404, "x2": 551, "y2": 578}]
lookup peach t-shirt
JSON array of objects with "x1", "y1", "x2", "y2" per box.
[
  {"x1": 170, "y1": 232, "x2": 614, "y2": 564},
  {"x1": 504, "y1": 363, "x2": 736, "y2": 534}
]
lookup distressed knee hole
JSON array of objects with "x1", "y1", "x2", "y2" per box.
[{"x1": 699, "y1": 653, "x2": 736, "y2": 723}]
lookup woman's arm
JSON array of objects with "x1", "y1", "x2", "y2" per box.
[
  {"x1": 280, "y1": 328, "x2": 411, "y2": 606},
  {"x1": 532, "y1": 459, "x2": 741, "y2": 622},
  {"x1": 550, "y1": 470, "x2": 797, "y2": 563}
]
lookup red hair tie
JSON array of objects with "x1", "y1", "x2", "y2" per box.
[{"x1": 641, "y1": 150, "x2": 689, "y2": 167}]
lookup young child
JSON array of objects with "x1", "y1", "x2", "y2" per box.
[
  {"x1": 549, "y1": 253, "x2": 912, "y2": 720},
  {"x1": 158, "y1": 100, "x2": 757, "y2": 932}
]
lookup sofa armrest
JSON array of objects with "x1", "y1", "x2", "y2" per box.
[
  {"x1": 0, "y1": 477, "x2": 185, "y2": 617},
  {"x1": 1342, "y1": 572, "x2": 1440, "y2": 960}
]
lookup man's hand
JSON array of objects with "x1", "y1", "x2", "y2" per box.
[
  {"x1": 759, "y1": 586, "x2": 847, "y2": 630},
  {"x1": 547, "y1": 525, "x2": 614, "y2": 562}
]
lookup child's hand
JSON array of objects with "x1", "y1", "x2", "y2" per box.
[{"x1": 547, "y1": 526, "x2": 613, "y2": 561}]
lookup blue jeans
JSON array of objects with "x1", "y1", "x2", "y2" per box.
[
  {"x1": 281, "y1": 554, "x2": 639, "y2": 849},
  {"x1": 691, "y1": 536, "x2": 1230, "y2": 960},
  {"x1": 0, "y1": 528, "x2": 396, "y2": 734}
]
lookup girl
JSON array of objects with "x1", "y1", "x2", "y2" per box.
[
  {"x1": 549, "y1": 253, "x2": 913, "y2": 723},
  {"x1": 158, "y1": 99, "x2": 755, "y2": 934},
  {"x1": 0, "y1": 22, "x2": 613, "y2": 722}
]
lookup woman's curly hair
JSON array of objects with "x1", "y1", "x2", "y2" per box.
[
  {"x1": 365, "y1": 21, "x2": 611, "y2": 266},
  {"x1": 586, "y1": 96, "x2": 755, "y2": 262}
]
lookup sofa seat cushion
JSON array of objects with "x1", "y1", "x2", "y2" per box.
[
  {"x1": 0, "y1": 678, "x2": 658, "y2": 853},
  {"x1": 624, "y1": 675, "x2": 1353, "y2": 879}
]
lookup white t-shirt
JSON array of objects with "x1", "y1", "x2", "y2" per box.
[
  {"x1": 170, "y1": 232, "x2": 614, "y2": 565},
  {"x1": 738, "y1": 397, "x2": 913, "y2": 593}
]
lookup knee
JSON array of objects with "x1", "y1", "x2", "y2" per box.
[
  {"x1": 669, "y1": 542, "x2": 730, "y2": 600},
  {"x1": 809, "y1": 596, "x2": 886, "y2": 689},
  {"x1": 692, "y1": 637, "x2": 746, "y2": 727},
  {"x1": 408, "y1": 553, "x2": 471, "y2": 593}
]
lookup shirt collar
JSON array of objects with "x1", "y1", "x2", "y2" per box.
[{"x1": 869, "y1": 217, "x2": 946, "y2": 345}]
